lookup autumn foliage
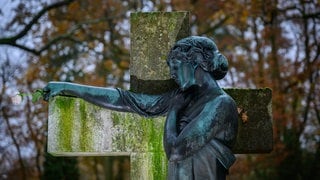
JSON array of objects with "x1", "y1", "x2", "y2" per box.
[{"x1": 0, "y1": 0, "x2": 319, "y2": 179}]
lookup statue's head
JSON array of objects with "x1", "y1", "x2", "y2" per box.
[{"x1": 167, "y1": 36, "x2": 228, "y2": 90}]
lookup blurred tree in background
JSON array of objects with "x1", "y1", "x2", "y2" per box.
[{"x1": 0, "y1": 0, "x2": 319, "y2": 179}]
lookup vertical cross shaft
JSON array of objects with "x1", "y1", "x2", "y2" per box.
[{"x1": 130, "y1": 12, "x2": 190, "y2": 94}]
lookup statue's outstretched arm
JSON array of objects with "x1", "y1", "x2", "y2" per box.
[
  {"x1": 43, "y1": 81, "x2": 128, "y2": 111},
  {"x1": 43, "y1": 81, "x2": 172, "y2": 116},
  {"x1": 167, "y1": 95, "x2": 238, "y2": 161}
]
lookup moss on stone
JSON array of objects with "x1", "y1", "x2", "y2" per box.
[
  {"x1": 55, "y1": 97, "x2": 75, "y2": 151},
  {"x1": 79, "y1": 100, "x2": 86, "y2": 151},
  {"x1": 224, "y1": 88, "x2": 273, "y2": 153},
  {"x1": 79, "y1": 100, "x2": 96, "y2": 152},
  {"x1": 130, "y1": 12, "x2": 189, "y2": 94},
  {"x1": 110, "y1": 112, "x2": 168, "y2": 178}
]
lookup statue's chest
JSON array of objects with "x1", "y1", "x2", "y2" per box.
[{"x1": 176, "y1": 99, "x2": 208, "y2": 133}]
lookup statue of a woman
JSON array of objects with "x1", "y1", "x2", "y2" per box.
[{"x1": 43, "y1": 36, "x2": 238, "y2": 180}]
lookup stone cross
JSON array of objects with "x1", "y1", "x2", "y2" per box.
[{"x1": 47, "y1": 12, "x2": 272, "y2": 180}]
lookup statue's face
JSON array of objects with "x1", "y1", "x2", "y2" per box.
[
  {"x1": 168, "y1": 59, "x2": 196, "y2": 91},
  {"x1": 167, "y1": 44, "x2": 197, "y2": 91}
]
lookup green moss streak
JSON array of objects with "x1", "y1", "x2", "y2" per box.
[
  {"x1": 150, "y1": 118, "x2": 167, "y2": 179},
  {"x1": 55, "y1": 97, "x2": 75, "y2": 151},
  {"x1": 111, "y1": 112, "x2": 168, "y2": 178},
  {"x1": 79, "y1": 100, "x2": 86, "y2": 151}
]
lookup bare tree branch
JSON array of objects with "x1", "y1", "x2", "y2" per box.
[
  {"x1": 0, "y1": 3, "x2": 125, "y2": 56},
  {"x1": 13, "y1": 0, "x2": 75, "y2": 42},
  {"x1": 0, "y1": 0, "x2": 75, "y2": 55}
]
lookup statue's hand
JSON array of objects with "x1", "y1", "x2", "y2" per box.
[{"x1": 43, "y1": 81, "x2": 66, "y2": 101}]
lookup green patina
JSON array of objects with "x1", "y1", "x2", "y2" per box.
[
  {"x1": 79, "y1": 100, "x2": 91, "y2": 152},
  {"x1": 110, "y1": 112, "x2": 164, "y2": 152},
  {"x1": 111, "y1": 111, "x2": 167, "y2": 179},
  {"x1": 167, "y1": 13, "x2": 183, "y2": 33},
  {"x1": 142, "y1": 117, "x2": 167, "y2": 179},
  {"x1": 53, "y1": 97, "x2": 97, "y2": 152},
  {"x1": 55, "y1": 97, "x2": 75, "y2": 151}
]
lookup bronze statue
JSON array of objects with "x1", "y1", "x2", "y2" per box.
[{"x1": 43, "y1": 36, "x2": 238, "y2": 180}]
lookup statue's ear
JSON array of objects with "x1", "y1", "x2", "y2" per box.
[
  {"x1": 195, "y1": 46, "x2": 214, "y2": 71},
  {"x1": 199, "y1": 59, "x2": 210, "y2": 72}
]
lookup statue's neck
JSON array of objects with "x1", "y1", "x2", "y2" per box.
[{"x1": 194, "y1": 67, "x2": 220, "y2": 91}]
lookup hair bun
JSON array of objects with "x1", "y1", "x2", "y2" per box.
[{"x1": 211, "y1": 53, "x2": 228, "y2": 80}]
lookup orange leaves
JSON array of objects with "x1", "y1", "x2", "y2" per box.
[
  {"x1": 239, "y1": 9, "x2": 249, "y2": 24},
  {"x1": 82, "y1": 74, "x2": 105, "y2": 86},
  {"x1": 55, "y1": 20, "x2": 71, "y2": 34},
  {"x1": 25, "y1": 66, "x2": 40, "y2": 84},
  {"x1": 103, "y1": 59, "x2": 129, "y2": 71},
  {"x1": 119, "y1": 60, "x2": 129, "y2": 69},
  {"x1": 237, "y1": 107, "x2": 249, "y2": 123},
  {"x1": 68, "y1": 1, "x2": 80, "y2": 13},
  {"x1": 104, "y1": 60, "x2": 113, "y2": 71}
]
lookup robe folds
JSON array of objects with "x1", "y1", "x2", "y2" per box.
[{"x1": 117, "y1": 88, "x2": 238, "y2": 180}]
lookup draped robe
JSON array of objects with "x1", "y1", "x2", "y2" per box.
[{"x1": 116, "y1": 87, "x2": 238, "y2": 180}]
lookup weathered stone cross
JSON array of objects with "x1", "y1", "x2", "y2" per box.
[{"x1": 48, "y1": 12, "x2": 272, "y2": 179}]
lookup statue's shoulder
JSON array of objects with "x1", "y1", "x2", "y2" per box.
[{"x1": 207, "y1": 92, "x2": 236, "y2": 109}]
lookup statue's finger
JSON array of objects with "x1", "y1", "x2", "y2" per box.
[
  {"x1": 43, "y1": 90, "x2": 51, "y2": 101},
  {"x1": 43, "y1": 94, "x2": 49, "y2": 101}
]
